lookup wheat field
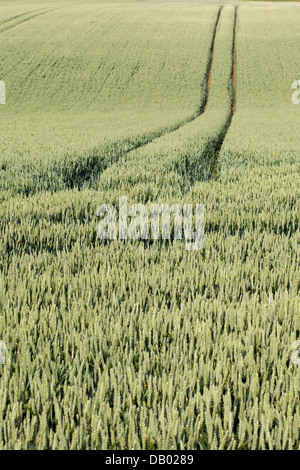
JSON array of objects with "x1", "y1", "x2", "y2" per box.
[{"x1": 0, "y1": 0, "x2": 299, "y2": 450}]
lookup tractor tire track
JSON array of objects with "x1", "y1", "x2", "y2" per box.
[
  {"x1": 0, "y1": 8, "x2": 60, "y2": 35},
  {"x1": 202, "y1": 6, "x2": 223, "y2": 113},
  {"x1": 114, "y1": 6, "x2": 223, "y2": 149},
  {"x1": 62, "y1": 6, "x2": 223, "y2": 191},
  {"x1": 1, "y1": 6, "x2": 224, "y2": 195},
  {"x1": 209, "y1": 5, "x2": 237, "y2": 180},
  {"x1": 232, "y1": 7, "x2": 237, "y2": 116},
  {"x1": 0, "y1": 9, "x2": 48, "y2": 26}
]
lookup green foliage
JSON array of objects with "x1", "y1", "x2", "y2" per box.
[
  {"x1": 0, "y1": 1, "x2": 299, "y2": 450},
  {"x1": 0, "y1": 2, "x2": 218, "y2": 194}
]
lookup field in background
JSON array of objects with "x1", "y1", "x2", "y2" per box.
[
  {"x1": 0, "y1": 1, "x2": 299, "y2": 450},
  {"x1": 0, "y1": 3, "x2": 221, "y2": 193}
]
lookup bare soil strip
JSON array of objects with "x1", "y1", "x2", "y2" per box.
[{"x1": 209, "y1": 6, "x2": 237, "y2": 180}]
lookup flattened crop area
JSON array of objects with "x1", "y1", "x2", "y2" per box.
[{"x1": 0, "y1": 1, "x2": 299, "y2": 450}]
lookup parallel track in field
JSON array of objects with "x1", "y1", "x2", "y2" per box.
[
  {"x1": 202, "y1": 6, "x2": 223, "y2": 113},
  {"x1": 209, "y1": 5, "x2": 237, "y2": 180},
  {"x1": 1, "y1": 5, "x2": 236, "y2": 192},
  {"x1": 0, "y1": 9, "x2": 47, "y2": 26},
  {"x1": 0, "y1": 8, "x2": 60, "y2": 35},
  {"x1": 107, "y1": 6, "x2": 224, "y2": 160},
  {"x1": 70, "y1": 6, "x2": 224, "y2": 190}
]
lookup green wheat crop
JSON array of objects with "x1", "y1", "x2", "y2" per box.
[{"x1": 0, "y1": 0, "x2": 299, "y2": 450}]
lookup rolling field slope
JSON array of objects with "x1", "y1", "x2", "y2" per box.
[
  {"x1": 0, "y1": 0, "x2": 299, "y2": 450},
  {"x1": 0, "y1": 2, "x2": 219, "y2": 194},
  {"x1": 219, "y1": 2, "x2": 300, "y2": 176}
]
